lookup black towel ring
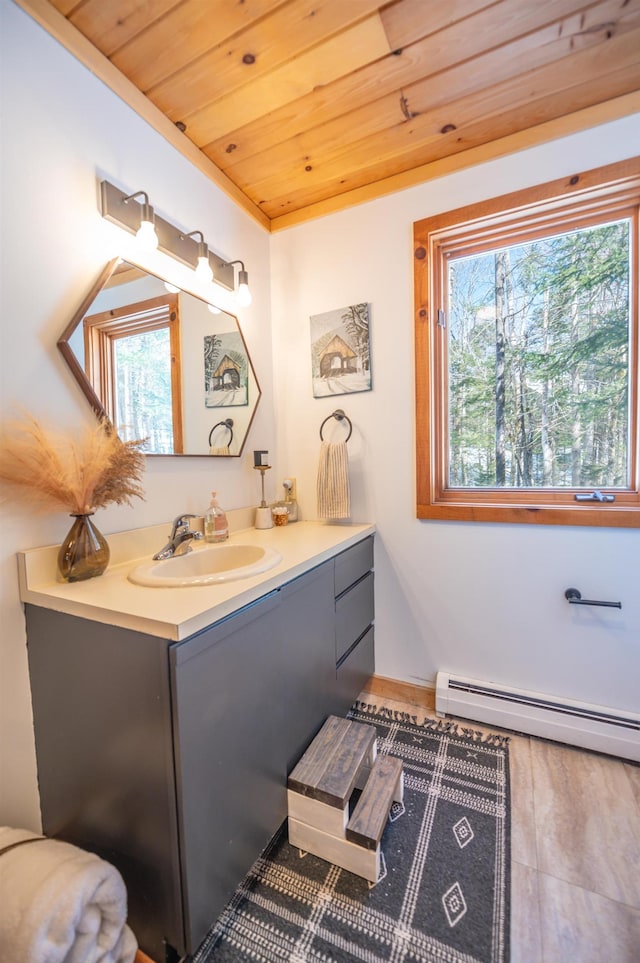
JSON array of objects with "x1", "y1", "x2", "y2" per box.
[
  {"x1": 209, "y1": 418, "x2": 234, "y2": 447},
  {"x1": 319, "y1": 409, "x2": 352, "y2": 443}
]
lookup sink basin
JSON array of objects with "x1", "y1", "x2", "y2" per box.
[{"x1": 128, "y1": 543, "x2": 282, "y2": 587}]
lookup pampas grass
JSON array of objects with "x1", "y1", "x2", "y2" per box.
[{"x1": 0, "y1": 414, "x2": 145, "y2": 515}]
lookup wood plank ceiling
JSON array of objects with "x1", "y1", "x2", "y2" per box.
[{"x1": 24, "y1": 0, "x2": 640, "y2": 229}]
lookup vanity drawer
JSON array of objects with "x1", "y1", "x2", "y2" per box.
[
  {"x1": 335, "y1": 571, "x2": 374, "y2": 663},
  {"x1": 334, "y1": 536, "x2": 374, "y2": 598},
  {"x1": 335, "y1": 627, "x2": 375, "y2": 714}
]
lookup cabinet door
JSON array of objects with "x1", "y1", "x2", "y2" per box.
[
  {"x1": 278, "y1": 560, "x2": 336, "y2": 774},
  {"x1": 25, "y1": 606, "x2": 183, "y2": 962},
  {"x1": 170, "y1": 590, "x2": 284, "y2": 954}
]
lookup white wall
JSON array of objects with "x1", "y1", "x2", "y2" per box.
[
  {"x1": 0, "y1": 1, "x2": 274, "y2": 828},
  {"x1": 271, "y1": 117, "x2": 640, "y2": 715}
]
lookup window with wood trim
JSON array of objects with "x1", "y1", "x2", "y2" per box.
[
  {"x1": 84, "y1": 293, "x2": 183, "y2": 454},
  {"x1": 414, "y1": 158, "x2": 640, "y2": 527}
]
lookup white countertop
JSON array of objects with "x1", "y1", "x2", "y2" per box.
[{"x1": 18, "y1": 519, "x2": 375, "y2": 641}]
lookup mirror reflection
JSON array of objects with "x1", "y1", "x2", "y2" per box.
[{"x1": 58, "y1": 260, "x2": 261, "y2": 456}]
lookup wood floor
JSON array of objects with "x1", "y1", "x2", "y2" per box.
[{"x1": 360, "y1": 677, "x2": 640, "y2": 963}]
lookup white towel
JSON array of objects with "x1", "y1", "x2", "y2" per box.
[
  {"x1": 0, "y1": 827, "x2": 137, "y2": 963},
  {"x1": 317, "y1": 440, "x2": 351, "y2": 519}
]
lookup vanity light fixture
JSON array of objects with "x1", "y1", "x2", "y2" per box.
[
  {"x1": 100, "y1": 180, "x2": 246, "y2": 295},
  {"x1": 225, "y1": 260, "x2": 252, "y2": 306},
  {"x1": 181, "y1": 230, "x2": 214, "y2": 283},
  {"x1": 122, "y1": 190, "x2": 159, "y2": 252}
]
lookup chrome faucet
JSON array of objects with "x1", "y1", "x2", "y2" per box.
[{"x1": 153, "y1": 514, "x2": 203, "y2": 560}]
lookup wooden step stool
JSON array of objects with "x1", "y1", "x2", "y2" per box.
[{"x1": 287, "y1": 715, "x2": 403, "y2": 884}]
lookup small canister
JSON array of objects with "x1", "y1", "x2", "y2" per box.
[{"x1": 272, "y1": 506, "x2": 289, "y2": 526}]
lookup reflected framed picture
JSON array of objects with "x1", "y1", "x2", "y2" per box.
[
  {"x1": 310, "y1": 302, "x2": 372, "y2": 398},
  {"x1": 204, "y1": 331, "x2": 249, "y2": 407}
]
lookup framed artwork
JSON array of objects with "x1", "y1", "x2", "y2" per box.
[
  {"x1": 310, "y1": 302, "x2": 372, "y2": 398},
  {"x1": 204, "y1": 331, "x2": 249, "y2": 407}
]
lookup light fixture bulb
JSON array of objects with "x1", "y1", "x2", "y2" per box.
[
  {"x1": 236, "y1": 268, "x2": 252, "y2": 306},
  {"x1": 122, "y1": 191, "x2": 158, "y2": 252},
  {"x1": 195, "y1": 253, "x2": 213, "y2": 283},
  {"x1": 136, "y1": 217, "x2": 159, "y2": 252}
]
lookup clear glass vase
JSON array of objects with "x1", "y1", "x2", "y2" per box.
[{"x1": 57, "y1": 513, "x2": 110, "y2": 582}]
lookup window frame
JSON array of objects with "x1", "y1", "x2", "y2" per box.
[
  {"x1": 83, "y1": 293, "x2": 184, "y2": 453},
  {"x1": 414, "y1": 157, "x2": 640, "y2": 528}
]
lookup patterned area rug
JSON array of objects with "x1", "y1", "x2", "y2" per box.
[{"x1": 193, "y1": 704, "x2": 510, "y2": 963}]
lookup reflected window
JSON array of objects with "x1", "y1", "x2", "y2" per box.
[{"x1": 83, "y1": 294, "x2": 183, "y2": 453}]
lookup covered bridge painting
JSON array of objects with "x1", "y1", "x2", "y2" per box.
[
  {"x1": 310, "y1": 302, "x2": 371, "y2": 398},
  {"x1": 204, "y1": 330, "x2": 248, "y2": 407}
]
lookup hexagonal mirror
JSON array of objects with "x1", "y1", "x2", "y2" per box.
[{"x1": 58, "y1": 259, "x2": 261, "y2": 456}]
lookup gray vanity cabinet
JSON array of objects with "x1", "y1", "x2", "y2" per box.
[{"x1": 25, "y1": 534, "x2": 374, "y2": 962}]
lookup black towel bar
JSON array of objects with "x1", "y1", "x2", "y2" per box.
[
  {"x1": 319, "y1": 409, "x2": 353, "y2": 442},
  {"x1": 564, "y1": 588, "x2": 621, "y2": 609}
]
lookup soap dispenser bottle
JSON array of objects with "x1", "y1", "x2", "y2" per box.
[{"x1": 205, "y1": 492, "x2": 229, "y2": 542}]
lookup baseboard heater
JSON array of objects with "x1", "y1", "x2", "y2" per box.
[{"x1": 435, "y1": 672, "x2": 640, "y2": 762}]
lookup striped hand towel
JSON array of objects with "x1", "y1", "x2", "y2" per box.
[{"x1": 317, "y1": 440, "x2": 351, "y2": 519}]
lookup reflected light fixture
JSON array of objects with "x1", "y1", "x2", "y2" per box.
[
  {"x1": 225, "y1": 260, "x2": 252, "y2": 306},
  {"x1": 123, "y1": 190, "x2": 158, "y2": 252},
  {"x1": 164, "y1": 281, "x2": 180, "y2": 293},
  {"x1": 181, "y1": 230, "x2": 213, "y2": 283},
  {"x1": 100, "y1": 180, "x2": 249, "y2": 299}
]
